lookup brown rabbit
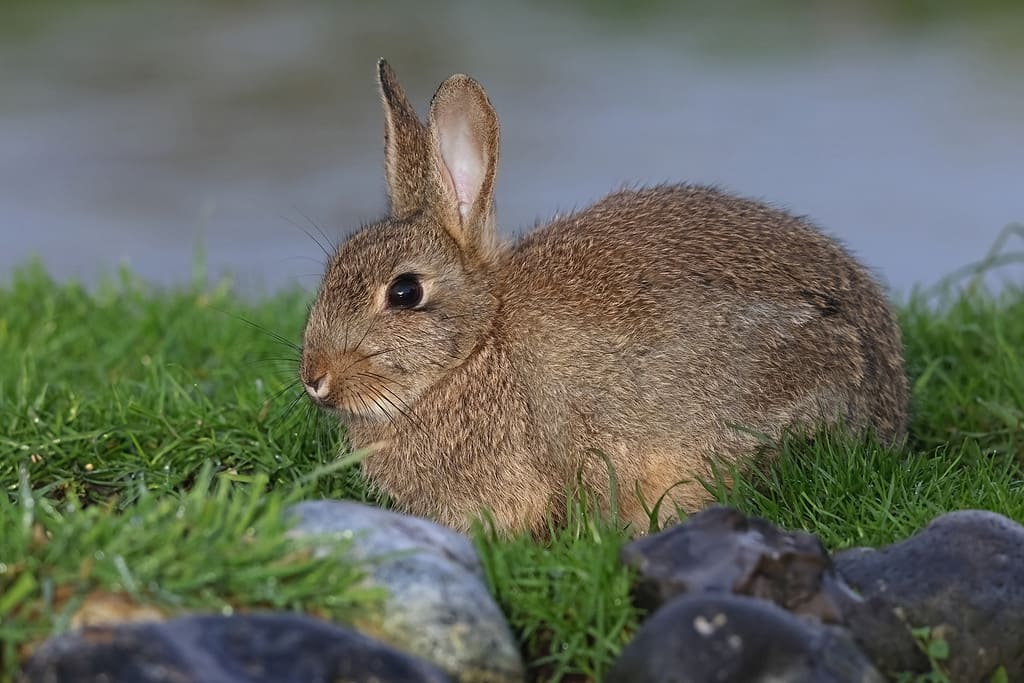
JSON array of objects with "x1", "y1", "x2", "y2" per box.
[{"x1": 300, "y1": 59, "x2": 908, "y2": 536}]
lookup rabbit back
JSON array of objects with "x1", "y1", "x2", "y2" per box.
[
  {"x1": 495, "y1": 183, "x2": 907, "y2": 491},
  {"x1": 466, "y1": 183, "x2": 908, "y2": 527}
]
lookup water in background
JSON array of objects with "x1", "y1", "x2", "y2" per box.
[{"x1": 1, "y1": 0, "x2": 1022, "y2": 298}]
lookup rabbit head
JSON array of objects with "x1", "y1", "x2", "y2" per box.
[{"x1": 300, "y1": 60, "x2": 502, "y2": 422}]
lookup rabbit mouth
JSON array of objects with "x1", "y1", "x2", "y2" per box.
[
  {"x1": 301, "y1": 346, "x2": 422, "y2": 427},
  {"x1": 337, "y1": 391, "x2": 407, "y2": 424},
  {"x1": 303, "y1": 373, "x2": 419, "y2": 428}
]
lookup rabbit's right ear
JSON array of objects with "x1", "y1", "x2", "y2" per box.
[
  {"x1": 377, "y1": 59, "x2": 432, "y2": 219},
  {"x1": 426, "y1": 73, "x2": 500, "y2": 257}
]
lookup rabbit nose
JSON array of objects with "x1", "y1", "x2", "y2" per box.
[{"x1": 304, "y1": 373, "x2": 331, "y2": 401}]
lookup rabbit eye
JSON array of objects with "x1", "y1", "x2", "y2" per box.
[{"x1": 386, "y1": 273, "x2": 423, "y2": 309}]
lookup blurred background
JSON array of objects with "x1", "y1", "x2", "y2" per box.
[{"x1": 1, "y1": 0, "x2": 1022, "y2": 297}]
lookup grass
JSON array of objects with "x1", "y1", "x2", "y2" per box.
[
  {"x1": 1, "y1": 241, "x2": 1023, "y2": 681},
  {"x1": 0, "y1": 465, "x2": 383, "y2": 676}
]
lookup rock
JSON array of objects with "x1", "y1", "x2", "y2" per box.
[
  {"x1": 23, "y1": 612, "x2": 451, "y2": 683},
  {"x1": 835, "y1": 509, "x2": 1024, "y2": 681},
  {"x1": 605, "y1": 593, "x2": 885, "y2": 683},
  {"x1": 285, "y1": 500, "x2": 523, "y2": 683},
  {"x1": 620, "y1": 505, "x2": 855, "y2": 622}
]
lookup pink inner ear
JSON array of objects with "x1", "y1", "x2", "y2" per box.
[{"x1": 438, "y1": 113, "x2": 484, "y2": 220}]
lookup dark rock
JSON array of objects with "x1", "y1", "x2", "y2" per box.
[
  {"x1": 286, "y1": 500, "x2": 523, "y2": 683},
  {"x1": 620, "y1": 505, "x2": 855, "y2": 622},
  {"x1": 605, "y1": 593, "x2": 885, "y2": 683},
  {"x1": 835, "y1": 509, "x2": 1024, "y2": 681},
  {"x1": 22, "y1": 612, "x2": 452, "y2": 683}
]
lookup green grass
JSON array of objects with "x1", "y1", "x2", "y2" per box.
[
  {"x1": 1, "y1": 248, "x2": 1023, "y2": 681},
  {"x1": 0, "y1": 465, "x2": 383, "y2": 676}
]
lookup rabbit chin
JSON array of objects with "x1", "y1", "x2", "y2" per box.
[{"x1": 325, "y1": 387, "x2": 420, "y2": 426}]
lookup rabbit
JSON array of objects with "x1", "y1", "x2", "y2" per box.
[{"x1": 299, "y1": 59, "x2": 908, "y2": 537}]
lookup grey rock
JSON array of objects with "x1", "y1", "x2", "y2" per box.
[
  {"x1": 835, "y1": 509, "x2": 1024, "y2": 681},
  {"x1": 620, "y1": 505, "x2": 855, "y2": 622},
  {"x1": 22, "y1": 613, "x2": 451, "y2": 683},
  {"x1": 606, "y1": 593, "x2": 885, "y2": 683},
  {"x1": 286, "y1": 500, "x2": 523, "y2": 683}
]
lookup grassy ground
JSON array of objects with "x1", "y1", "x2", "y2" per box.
[{"x1": 1, "y1": 252, "x2": 1023, "y2": 682}]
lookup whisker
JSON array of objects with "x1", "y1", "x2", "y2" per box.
[
  {"x1": 374, "y1": 396, "x2": 399, "y2": 430},
  {"x1": 358, "y1": 370, "x2": 411, "y2": 390},
  {"x1": 295, "y1": 207, "x2": 339, "y2": 256},
  {"x1": 264, "y1": 387, "x2": 308, "y2": 430},
  {"x1": 354, "y1": 332, "x2": 465, "y2": 363},
  {"x1": 378, "y1": 385, "x2": 429, "y2": 434},
  {"x1": 277, "y1": 257, "x2": 328, "y2": 268},
  {"x1": 213, "y1": 307, "x2": 303, "y2": 353},
  {"x1": 315, "y1": 406, "x2": 337, "y2": 457},
  {"x1": 364, "y1": 384, "x2": 421, "y2": 436},
  {"x1": 356, "y1": 391, "x2": 394, "y2": 430},
  {"x1": 360, "y1": 379, "x2": 429, "y2": 437},
  {"x1": 338, "y1": 337, "x2": 426, "y2": 375},
  {"x1": 305, "y1": 402, "x2": 333, "y2": 461},
  {"x1": 253, "y1": 368, "x2": 306, "y2": 384},
  {"x1": 261, "y1": 378, "x2": 303, "y2": 407},
  {"x1": 244, "y1": 357, "x2": 302, "y2": 369},
  {"x1": 283, "y1": 209, "x2": 332, "y2": 262},
  {"x1": 352, "y1": 311, "x2": 379, "y2": 356}
]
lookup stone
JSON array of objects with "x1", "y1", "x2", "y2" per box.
[
  {"x1": 835, "y1": 509, "x2": 1024, "y2": 681},
  {"x1": 23, "y1": 612, "x2": 451, "y2": 683},
  {"x1": 605, "y1": 593, "x2": 885, "y2": 683},
  {"x1": 285, "y1": 500, "x2": 523, "y2": 683},
  {"x1": 620, "y1": 505, "x2": 855, "y2": 622}
]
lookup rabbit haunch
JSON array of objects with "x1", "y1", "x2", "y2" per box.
[{"x1": 299, "y1": 60, "x2": 908, "y2": 536}]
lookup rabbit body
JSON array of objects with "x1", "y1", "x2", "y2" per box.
[{"x1": 300, "y1": 61, "x2": 908, "y2": 536}]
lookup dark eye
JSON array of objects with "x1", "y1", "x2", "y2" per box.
[{"x1": 386, "y1": 273, "x2": 423, "y2": 309}]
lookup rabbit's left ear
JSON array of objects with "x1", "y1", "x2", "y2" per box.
[
  {"x1": 377, "y1": 59, "x2": 432, "y2": 219},
  {"x1": 427, "y1": 73, "x2": 500, "y2": 256}
]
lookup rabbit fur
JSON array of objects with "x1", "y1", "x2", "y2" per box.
[{"x1": 299, "y1": 60, "x2": 908, "y2": 536}]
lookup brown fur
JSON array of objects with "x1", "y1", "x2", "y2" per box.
[{"x1": 300, "y1": 59, "x2": 908, "y2": 537}]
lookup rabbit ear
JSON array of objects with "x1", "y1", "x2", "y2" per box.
[
  {"x1": 427, "y1": 73, "x2": 500, "y2": 255},
  {"x1": 377, "y1": 59, "x2": 432, "y2": 219}
]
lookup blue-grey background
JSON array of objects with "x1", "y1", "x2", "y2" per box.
[{"x1": 2, "y1": 0, "x2": 1022, "y2": 297}]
